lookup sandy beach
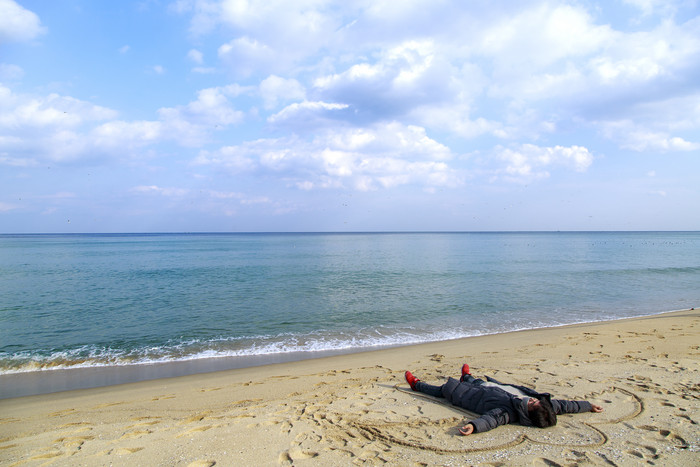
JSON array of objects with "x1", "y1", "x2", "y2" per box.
[{"x1": 1, "y1": 309, "x2": 698, "y2": 466}]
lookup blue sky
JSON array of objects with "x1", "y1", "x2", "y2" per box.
[{"x1": 1, "y1": 0, "x2": 699, "y2": 232}]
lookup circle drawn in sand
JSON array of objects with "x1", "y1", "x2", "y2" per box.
[{"x1": 353, "y1": 385, "x2": 643, "y2": 454}]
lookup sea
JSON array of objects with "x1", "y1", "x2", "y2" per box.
[{"x1": 1, "y1": 231, "x2": 699, "y2": 398}]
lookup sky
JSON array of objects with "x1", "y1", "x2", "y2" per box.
[{"x1": 1, "y1": 0, "x2": 699, "y2": 233}]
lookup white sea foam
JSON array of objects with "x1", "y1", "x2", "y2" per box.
[{"x1": 2, "y1": 310, "x2": 688, "y2": 375}]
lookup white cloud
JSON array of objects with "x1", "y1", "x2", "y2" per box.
[
  {"x1": 0, "y1": 82, "x2": 250, "y2": 162},
  {"x1": 589, "y1": 21, "x2": 699, "y2": 86},
  {"x1": 314, "y1": 40, "x2": 454, "y2": 120},
  {"x1": 152, "y1": 65, "x2": 166, "y2": 74},
  {"x1": 187, "y1": 48, "x2": 203, "y2": 64},
  {"x1": 92, "y1": 120, "x2": 163, "y2": 148},
  {"x1": 0, "y1": 152, "x2": 38, "y2": 167},
  {"x1": 494, "y1": 144, "x2": 594, "y2": 182},
  {"x1": 195, "y1": 122, "x2": 459, "y2": 191},
  {"x1": 622, "y1": 0, "x2": 686, "y2": 17},
  {"x1": 600, "y1": 116, "x2": 700, "y2": 152},
  {"x1": 193, "y1": 144, "x2": 259, "y2": 172},
  {"x1": 131, "y1": 185, "x2": 275, "y2": 217},
  {"x1": 160, "y1": 84, "x2": 245, "y2": 126},
  {"x1": 180, "y1": 0, "x2": 344, "y2": 77},
  {"x1": 620, "y1": 129, "x2": 698, "y2": 152},
  {"x1": 481, "y1": 5, "x2": 699, "y2": 104},
  {"x1": 218, "y1": 36, "x2": 277, "y2": 78},
  {"x1": 171, "y1": 0, "x2": 224, "y2": 35},
  {"x1": 192, "y1": 67, "x2": 217, "y2": 74},
  {"x1": 0, "y1": 201, "x2": 19, "y2": 211},
  {"x1": 5, "y1": 0, "x2": 699, "y2": 203},
  {"x1": 132, "y1": 185, "x2": 190, "y2": 197},
  {"x1": 119, "y1": 45, "x2": 130, "y2": 54},
  {"x1": 0, "y1": 87, "x2": 117, "y2": 128},
  {"x1": 0, "y1": 63, "x2": 24, "y2": 81},
  {"x1": 172, "y1": 1, "x2": 699, "y2": 154},
  {"x1": 267, "y1": 100, "x2": 348, "y2": 130},
  {"x1": 0, "y1": 85, "x2": 121, "y2": 162},
  {"x1": 412, "y1": 103, "x2": 500, "y2": 140},
  {"x1": 480, "y1": 4, "x2": 612, "y2": 72},
  {"x1": 0, "y1": 0, "x2": 46, "y2": 43},
  {"x1": 92, "y1": 84, "x2": 247, "y2": 148},
  {"x1": 259, "y1": 75, "x2": 305, "y2": 109}
]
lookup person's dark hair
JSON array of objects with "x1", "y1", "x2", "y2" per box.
[{"x1": 529, "y1": 398, "x2": 557, "y2": 428}]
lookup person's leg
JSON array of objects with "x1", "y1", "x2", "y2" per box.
[
  {"x1": 461, "y1": 363, "x2": 470, "y2": 379},
  {"x1": 461, "y1": 375, "x2": 484, "y2": 385},
  {"x1": 414, "y1": 381, "x2": 444, "y2": 397},
  {"x1": 405, "y1": 371, "x2": 445, "y2": 397}
]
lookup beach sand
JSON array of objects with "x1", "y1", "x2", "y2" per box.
[{"x1": 1, "y1": 309, "x2": 698, "y2": 466}]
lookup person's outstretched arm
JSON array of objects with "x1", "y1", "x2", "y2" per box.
[
  {"x1": 458, "y1": 408, "x2": 510, "y2": 435},
  {"x1": 553, "y1": 399, "x2": 604, "y2": 414}
]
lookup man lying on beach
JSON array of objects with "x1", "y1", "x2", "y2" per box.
[{"x1": 405, "y1": 364, "x2": 604, "y2": 435}]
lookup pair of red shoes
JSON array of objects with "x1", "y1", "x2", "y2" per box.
[{"x1": 405, "y1": 364, "x2": 470, "y2": 391}]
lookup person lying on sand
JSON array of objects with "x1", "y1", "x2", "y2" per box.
[{"x1": 405, "y1": 364, "x2": 603, "y2": 435}]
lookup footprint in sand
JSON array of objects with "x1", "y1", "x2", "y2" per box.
[
  {"x1": 120, "y1": 429, "x2": 152, "y2": 440},
  {"x1": 93, "y1": 401, "x2": 127, "y2": 409},
  {"x1": 58, "y1": 421, "x2": 92, "y2": 429},
  {"x1": 280, "y1": 421, "x2": 293, "y2": 434},
  {"x1": 152, "y1": 394, "x2": 176, "y2": 401},
  {"x1": 278, "y1": 447, "x2": 318, "y2": 465},
  {"x1": 131, "y1": 416, "x2": 162, "y2": 422},
  {"x1": 187, "y1": 461, "x2": 216, "y2": 467},
  {"x1": 29, "y1": 450, "x2": 63, "y2": 460},
  {"x1": 625, "y1": 444, "x2": 660, "y2": 462},
  {"x1": 104, "y1": 447, "x2": 144, "y2": 455},
  {"x1": 230, "y1": 413, "x2": 256, "y2": 423},
  {"x1": 231, "y1": 398, "x2": 263, "y2": 407},
  {"x1": 54, "y1": 435, "x2": 95, "y2": 449},
  {"x1": 532, "y1": 457, "x2": 565, "y2": 466},
  {"x1": 675, "y1": 413, "x2": 697, "y2": 425},
  {"x1": 48, "y1": 409, "x2": 75, "y2": 417},
  {"x1": 127, "y1": 420, "x2": 161, "y2": 429},
  {"x1": 179, "y1": 411, "x2": 212, "y2": 424},
  {"x1": 177, "y1": 425, "x2": 215, "y2": 438}
]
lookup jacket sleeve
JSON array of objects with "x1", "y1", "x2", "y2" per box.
[
  {"x1": 552, "y1": 399, "x2": 592, "y2": 414},
  {"x1": 469, "y1": 407, "x2": 511, "y2": 433}
]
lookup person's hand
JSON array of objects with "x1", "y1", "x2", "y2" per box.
[
  {"x1": 459, "y1": 423, "x2": 474, "y2": 436},
  {"x1": 590, "y1": 404, "x2": 603, "y2": 413}
]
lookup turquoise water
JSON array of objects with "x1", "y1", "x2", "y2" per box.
[{"x1": 1, "y1": 232, "x2": 699, "y2": 377}]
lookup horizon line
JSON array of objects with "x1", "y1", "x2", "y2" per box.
[{"x1": 2, "y1": 230, "x2": 698, "y2": 236}]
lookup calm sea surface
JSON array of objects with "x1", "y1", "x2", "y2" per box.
[{"x1": 1, "y1": 232, "x2": 698, "y2": 393}]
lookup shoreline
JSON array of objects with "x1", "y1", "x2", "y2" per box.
[
  {"x1": 1, "y1": 308, "x2": 698, "y2": 465},
  {"x1": 1, "y1": 308, "x2": 693, "y2": 400}
]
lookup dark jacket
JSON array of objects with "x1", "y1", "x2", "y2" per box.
[{"x1": 441, "y1": 376, "x2": 593, "y2": 433}]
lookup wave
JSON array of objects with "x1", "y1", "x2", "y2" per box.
[
  {"x1": 0, "y1": 317, "x2": 566, "y2": 374},
  {"x1": 2, "y1": 308, "x2": 692, "y2": 376},
  {"x1": 0, "y1": 327, "x2": 473, "y2": 374},
  {"x1": 0, "y1": 317, "x2": 629, "y2": 374}
]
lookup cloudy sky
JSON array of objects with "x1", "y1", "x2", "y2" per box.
[{"x1": 1, "y1": 0, "x2": 699, "y2": 232}]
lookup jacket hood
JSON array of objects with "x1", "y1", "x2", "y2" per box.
[
  {"x1": 516, "y1": 394, "x2": 555, "y2": 427},
  {"x1": 515, "y1": 397, "x2": 533, "y2": 426}
]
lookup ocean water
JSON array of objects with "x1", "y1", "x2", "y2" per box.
[{"x1": 1, "y1": 232, "x2": 699, "y2": 394}]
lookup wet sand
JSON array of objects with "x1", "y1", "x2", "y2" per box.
[{"x1": 1, "y1": 309, "x2": 698, "y2": 466}]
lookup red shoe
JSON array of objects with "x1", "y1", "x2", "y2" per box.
[
  {"x1": 461, "y1": 364, "x2": 470, "y2": 378},
  {"x1": 405, "y1": 371, "x2": 420, "y2": 391}
]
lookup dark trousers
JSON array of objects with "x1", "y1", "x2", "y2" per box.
[{"x1": 415, "y1": 375, "x2": 484, "y2": 398}]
